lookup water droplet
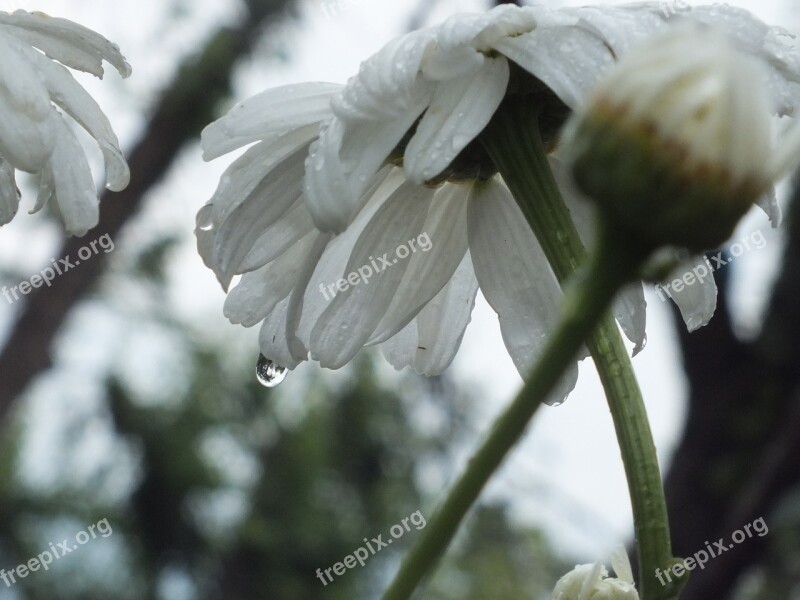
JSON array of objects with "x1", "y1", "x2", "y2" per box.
[
  {"x1": 256, "y1": 354, "x2": 287, "y2": 388},
  {"x1": 196, "y1": 204, "x2": 214, "y2": 232}
]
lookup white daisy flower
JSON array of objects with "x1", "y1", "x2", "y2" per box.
[
  {"x1": 0, "y1": 10, "x2": 131, "y2": 235},
  {"x1": 197, "y1": 3, "x2": 800, "y2": 392},
  {"x1": 552, "y1": 547, "x2": 639, "y2": 600}
]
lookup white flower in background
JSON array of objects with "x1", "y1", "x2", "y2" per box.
[
  {"x1": 197, "y1": 3, "x2": 800, "y2": 392},
  {"x1": 0, "y1": 10, "x2": 130, "y2": 236},
  {"x1": 552, "y1": 547, "x2": 639, "y2": 600}
]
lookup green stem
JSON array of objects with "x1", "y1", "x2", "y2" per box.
[
  {"x1": 381, "y1": 210, "x2": 633, "y2": 600},
  {"x1": 481, "y1": 98, "x2": 683, "y2": 599}
]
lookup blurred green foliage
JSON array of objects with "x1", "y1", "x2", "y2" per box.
[{"x1": 0, "y1": 234, "x2": 570, "y2": 600}]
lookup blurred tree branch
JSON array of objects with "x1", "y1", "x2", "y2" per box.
[{"x1": 0, "y1": 0, "x2": 296, "y2": 424}]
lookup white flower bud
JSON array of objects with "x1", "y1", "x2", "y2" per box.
[
  {"x1": 562, "y1": 23, "x2": 776, "y2": 252},
  {"x1": 552, "y1": 547, "x2": 639, "y2": 600}
]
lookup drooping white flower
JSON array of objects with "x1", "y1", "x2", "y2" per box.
[
  {"x1": 552, "y1": 547, "x2": 639, "y2": 600},
  {"x1": 0, "y1": 10, "x2": 130, "y2": 235},
  {"x1": 197, "y1": 3, "x2": 800, "y2": 392}
]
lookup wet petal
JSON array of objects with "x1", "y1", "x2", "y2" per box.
[
  {"x1": 369, "y1": 182, "x2": 469, "y2": 344},
  {"x1": 0, "y1": 10, "x2": 131, "y2": 78},
  {"x1": 404, "y1": 55, "x2": 509, "y2": 183},
  {"x1": 0, "y1": 156, "x2": 19, "y2": 225},
  {"x1": 224, "y1": 234, "x2": 316, "y2": 327},
  {"x1": 467, "y1": 178, "x2": 578, "y2": 404},
  {"x1": 201, "y1": 82, "x2": 341, "y2": 159},
  {"x1": 48, "y1": 113, "x2": 99, "y2": 236},
  {"x1": 310, "y1": 181, "x2": 435, "y2": 368},
  {"x1": 380, "y1": 251, "x2": 479, "y2": 375},
  {"x1": 663, "y1": 255, "x2": 718, "y2": 331},
  {"x1": 211, "y1": 143, "x2": 310, "y2": 288},
  {"x1": 20, "y1": 44, "x2": 129, "y2": 190}
]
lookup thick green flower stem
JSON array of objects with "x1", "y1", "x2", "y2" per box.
[
  {"x1": 382, "y1": 222, "x2": 637, "y2": 600},
  {"x1": 480, "y1": 98, "x2": 683, "y2": 599}
]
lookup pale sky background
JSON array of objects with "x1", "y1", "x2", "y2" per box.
[{"x1": 0, "y1": 0, "x2": 796, "y2": 568}]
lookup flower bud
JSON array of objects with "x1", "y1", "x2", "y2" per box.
[
  {"x1": 561, "y1": 24, "x2": 774, "y2": 253},
  {"x1": 552, "y1": 548, "x2": 639, "y2": 600}
]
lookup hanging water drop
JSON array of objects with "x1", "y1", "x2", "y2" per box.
[
  {"x1": 196, "y1": 203, "x2": 214, "y2": 232},
  {"x1": 256, "y1": 354, "x2": 287, "y2": 388}
]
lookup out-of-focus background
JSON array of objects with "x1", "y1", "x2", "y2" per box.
[{"x1": 0, "y1": 0, "x2": 799, "y2": 598}]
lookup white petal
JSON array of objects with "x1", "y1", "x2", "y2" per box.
[
  {"x1": 295, "y1": 189, "x2": 392, "y2": 351},
  {"x1": 467, "y1": 178, "x2": 578, "y2": 404},
  {"x1": 258, "y1": 295, "x2": 302, "y2": 370},
  {"x1": 332, "y1": 28, "x2": 435, "y2": 122},
  {"x1": 663, "y1": 255, "x2": 718, "y2": 332},
  {"x1": 569, "y1": 4, "x2": 665, "y2": 56},
  {"x1": 48, "y1": 113, "x2": 99, "y2": 236},
  {"x1": 255, "y1": 234, "x2": 333, "y2": 370},
  {"x1": 209, "y1": 129, "x2": 317, "y2": 226},
  {"x1": 19, "y1": 43, "x2": 129, "y2": 191},
  {"x1": 419, "y1": 9, "x2": 510, "y2": 80},
  {"x1": 756, "y1": 185, "x2": 781, "y2": 228},
  {"x1": 413, "y1": 254, "x2": 479, "y2": 375},
  {"x1": 312, "y1": 29, "x2": 436, "y2": 230},
  {"x1": 0, "y1": 10, "x2": 131, "y2": 78},
  {"x1": 284, "y1": 232, "x2": 333, "y2": 362},
  {"x1": 404, "y1": 56, "x2": 509, "y2": 183},
  {"x1": 613, "y1": 284, "x2": 648, "y2": 355},
  {"x1": 0, "y1": 155, "x2": 19, "y2": 225},
  {"x1": 610, "y1": 546, "x2": 634, "y2": 585},
  {"x1": 310, "y1": 182, "x2": 435, "y2": 368},
  {"x1": 686, "y1": 4, "x2": 800, "y2": 117},
  {"x1": 379, "y1": 319, "x2": 418, "y2": 371},
  {"x1": 381, "y1": 251, "x2": 479, "y2": 375},
  {"x1": 493, "y1": 22, "x2": 615, "y2": 109},
  {"x1": 195, "y1": 203, "x2": 215, "y2": 270},
  {"x1": 223, "y1": 234, "x2": 316, "y2": 327},
  {"x1": 31, "y1": 164, "x2": 55, "y2": 213},
  {"x1": 201, "y1": 82, "x2": 341, "y2": 160},
  {"x1": 0, "y1": 33, "x2": 51, "y2": 118},
  {"x1": 369, "y1": 182, "x2": 469, "y2": 343},
  {"x1": 238, "y1": 200, "x2": 316, "y2": 274},
  {"x1": 211, "y1": 143, "x2": 309, "y2": 288},
  {"x1": 323, "y1": 82, "x2": 432, "y2": 229},
  {"x1": 0, "y1": 38, "x2": 53, "y2": 172},
  {"x1": 302, "y1": 117, "x2": 362, "y2": 233}
]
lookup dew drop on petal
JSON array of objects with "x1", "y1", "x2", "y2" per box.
[
  {"x1": 256, "y1": 354, "x2": 288, "y2": 388},
  {"x1": 196, "y1": 203, "x2": 214, "y2": 232}
]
